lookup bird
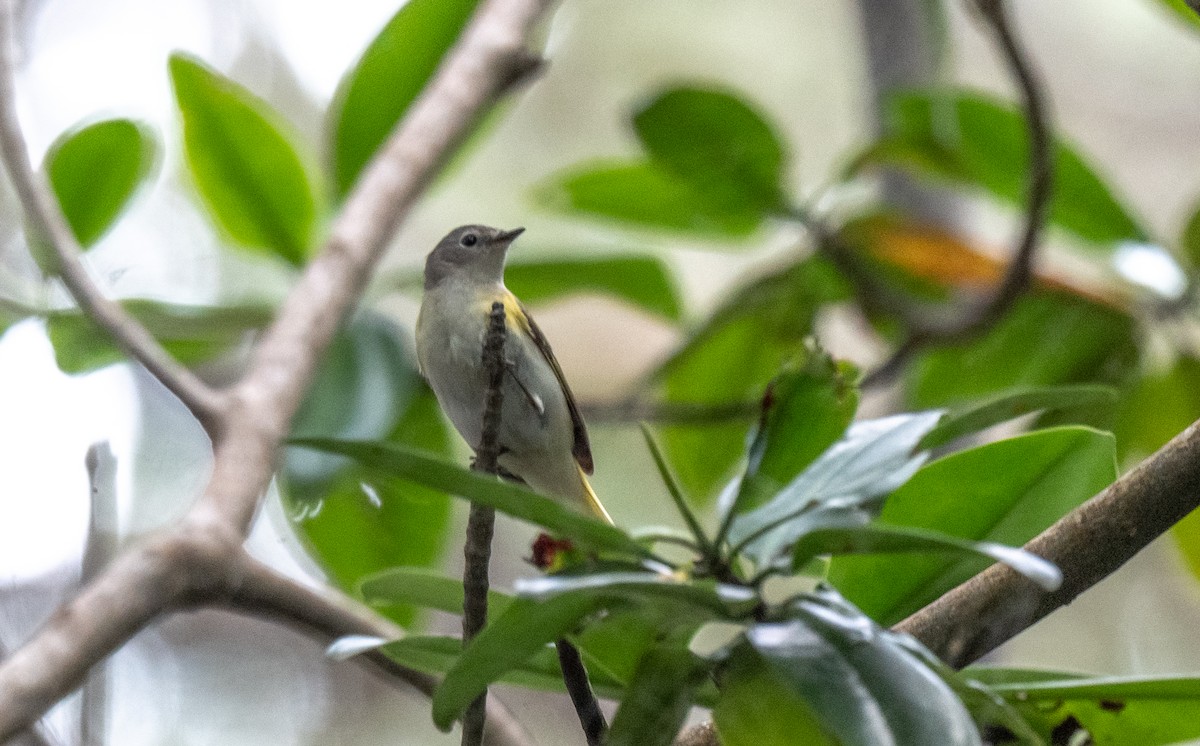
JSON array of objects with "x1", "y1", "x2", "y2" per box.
[{"x1": 415, "y1": 224, "x2": 612, "y2": 524}]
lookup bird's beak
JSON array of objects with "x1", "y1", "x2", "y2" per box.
[{"x1": 494, "y1": 227, "x2": 525, "y2": 244}]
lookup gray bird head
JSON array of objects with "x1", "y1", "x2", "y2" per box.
[{"x1": 423, "y1": 224, "x2": 525, "y2": 290}]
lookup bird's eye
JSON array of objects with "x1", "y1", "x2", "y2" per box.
[{"x1": 460, "y1": 233, "x2": 478, "y2": 247}]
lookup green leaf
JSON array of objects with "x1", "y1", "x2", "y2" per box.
[
  {"x1": 828, "y1": 427, "x2": 1116, "y2": 625},
  {"x1": 920, "y1": 383, "x2": 1118, "y2": 450},
  {"x1": 534, "y1": 160, "x2": 764, "y2": 239},
  {"x1": 640, "y1": 424, "x2": 710, "y2": 552},
  {"x1": 1179, "y1": 196, "x2": 1200, "y2": 269},
  {"x1": 732, "y1": 345, "x2": 859, "y2": 515},
  {"x1": 169, "y1": 53, "x2": 321, "y2": 266},
  {"x1": 359, "y1": 566, "x2": 513, "y2": 618},
  {"x1": 46, "y1": 300, "x2": 273, "y2": 374},
  {"x1": 515, "y1": 572, "x2": 758, "y2": 618},
  {"x1": 330, "y1": 0, "x2": 481, "y2": 197},
  {"x1": 288, "y1": 437, "x2": 648, "y2": 557},
  {"x1": 728, "y1": 410, "x2": 944, "y2": 567},
  {"x1": 1155, "y1": 0, "x2": 1200, "y2": 32},
  {"x1": 907, "y1": 292, "x2": 1139, "y2": 410},
  {"x1": 873, "y1": 89, "x2": 1148, "y2": 248},
  {"x1": 658, "y1": 257, "x2": 851, "y2": 501},
  {"x1": 715, "y1": 588, "x2": 980, "y2": 746},
  {"x1": 791, "y1": 523, "x2": 1060, "y2": 591},
  {"x1": 44, "y1": 118, "x2": 158, "y2": 249},
  {"x1": 607, "y1": 644, "x2": 710, "y2": 746},
  {"x1": 505, "y1": 254, "x2": 683, "y2": 321},
  {"x1": 432, "y1": 592, "x2": 606, "y2": 730},
  {"x1": 283, "y1": 317, "x2": 452, "y2": 627},
  {"x1": 382, "y1": 634, "x2": 626, "y2": 698},
  {"x1": 972, "y1": 670, "x2": 1200, "y2": 745},
  {"x1": 633, "y1": 85, "x2": 786, "y2": 212}
]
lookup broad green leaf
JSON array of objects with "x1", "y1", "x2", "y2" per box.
[
  {"x1": 170, "y1": 53, "x2": 321, "y2": 266},
  {"x1": 534, "y1": 160, "x2": 764, "y2": 239},
  {"x1": 658, "y1": 256, "x2": 850, "y2": 501},
  {"x1": 829, "y1": 427, "x2": 1116, "y2": 625},
  {"x1": 432, "y1": 592, "x2": 606, "y2": 730},
  {"x1": 732, "y1": 345, "x2": 859, "y2": 515},
  {"x1": 359, "y1": 566, "x2": 514, "y2": 618},
  {"x1": 283, "y1": 317, "x2": 452, "y2": 627},
  {"x1": 330, "y1": 0, "x2": 482, "y2": 197},
  {"x1": 288, "y1": 437, "x2": 648, "y2": 557},
  {"x1": 44, "y1": 118, "x2": 158, "y2": 249},
  {"x1": 1180, "y1": 196, "x2": 1200, "y2": 270},
  {"x1": 46, "y1": 300, "x2": 273, "y2": 374},
  {"x1": 728, "y1": 411, "x2": 943, "y2": 567},
  {"x1": 920, "y1": 383, "x2": 1118, "y2": 450},
  {"x1": 716, "y1": 588, "x2": 980, "y2": 746},
  {"x1": 607, "y1": 644, "x2": 710, "y2": 746},
  {"x1": 382, "y1": 634, "x2": 625, "y2": 699},
  {"x1": 908, "y1": 291, "x2": 1138, "y2": 410},
  {"x1": 633, "y1": 86, "x2": 786, "y2": 212},
  {"x1": 505, "y1": 254, "x2": 683, "y2": 321},
  {"x1": 875, "y1": 90, "x2": 1148, "y2": 248},
  {"x1": 1155, "y1": 0, "x2": 1200, "y2": 31},
  {"x1": 790, "y1": 523, "x2": 1060, "y2": 591},
  {"x1": 974, "y1": 670, "x2": 1200, "y2": 745}
]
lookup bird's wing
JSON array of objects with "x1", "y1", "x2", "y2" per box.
[{"x1": 502, "y1": 292, "x2": 594, "y2": 474}]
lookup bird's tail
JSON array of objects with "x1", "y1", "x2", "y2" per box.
[{"x1": 578, "y1": 465, "x2": 613, "y2": 525}]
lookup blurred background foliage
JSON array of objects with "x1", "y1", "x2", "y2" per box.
[{"x1": 5, "y1": 0, "x2": 1200, "y2": 743}]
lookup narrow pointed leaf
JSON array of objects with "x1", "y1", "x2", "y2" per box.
[
  {"x1": 44, "y1": 118, "x2": 158, "y2": 248},
  {"x1": 920, "y1": 383, "x2": 1118, "y2": 450},
  {"x1": 607, "y1": 644, "x2": 710, "y2": 746},
  {"x1": 359, "y1": 566, "x2": 514, "y2": 618},
  {"x1": 170, "y1": 53, "x2": 321, "y2": 265},
  {"x1": 515, "y1": 572, "x2": 758, "y2": 617}
]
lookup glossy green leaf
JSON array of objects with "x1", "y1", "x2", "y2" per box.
[
  {"x1": 716, "y1": 588, "x2": 980, "y2": 746},
  {"x1": 732, "y1": 345, "x2": 859, "y2": 515},
  {"x1": 971, "y1": 670, "x2": 1200, "y2": 745},
  {"x1": 728, "y1": 410, "x2": 943, "y2": 567},
  {"x1": 873, "y1": 90, "x2": 1148, "y2": 248},
  {"x1": 658, "y1": 256, "x2": 850, "y2": 501},
  {"x1": 534, "y1": 160, "x2": 764, "y2": 239},
  {"x1": 920, "y1": 383, "x2": 1118, "y2": 450},
  {"x1": 908, "y1": 292, "x2": 1138, "y2": 410},
  {"x1": 432, "y1": 592, "x2": 606, "y2": 729},
  {"x1": 607, "y1": 644, "x2": 710, "y2": 746},
  {"x1": 46, "y1": 300, "x2": 273, "y2": 374},
  {"x1": 791, "y1": 523, "x2": 1060, "y2": 591},
  {"x1": 633, "y1": 86, "x2": 786, "y2": 212},
  {"x1": 505, "y1": 254, "x2": 682, "y2": 321},
  {"x1": 288, "y1": 437, "x2": 648, "y2": 557},
  {"x1": 170, "y1": 53, "x2": 321, "y2": 265},
  {"x1": 330, "y1": 0, "x2": 481, "y2": 197},
  {"x1": 359, "y1": 566, "x2": 513, "y2": 618},
  {"x1": 1155, "y1": 0, "x2": 1200, "y2": 31},
  {"x1": 829, "y1": 427, "x2": 1116, "y2": 625},
  {"x1": 44, "y1": 118, "x2": 158, "y2": 249},
  {"x1": 515, "y1": 572, "x2": 758, "y2": 618}
]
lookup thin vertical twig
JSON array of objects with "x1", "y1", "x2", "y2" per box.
[
  {"x1": 555, "y1": 639, "x2": 607, "y2": 745},
  {"x1": 80, "y1": 443, "x2": 118, "y2": 746},
  {"x1": 461, "y1": 301, "x2": 507, "y2": 746}
]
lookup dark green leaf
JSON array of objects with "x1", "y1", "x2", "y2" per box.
[
  {"x1": 44, "y1": 119, "x2": 158, "y2": 248},
  {"x1": 920, "y1": 383, "x2": 1118, "y2": 450},
  {"x1": 874, "y1": 90, "x2": 1148, "y2": 248},
  {"x1": 658, "y1": 257, "x2": 850, "y2": 501},
  {"x1": 728, "y1": 410, "x2": 943, "y2": 566},
  {"x1": 505, "y1": 254, "x2": 683, "y2": 321},
  {"x1": 791, "y1": 523, "x2": 1060, "y2": 590},
  {"x1": 607, "y1": 644, "x2": 710, "y2": 746},
  {"x1": 432, "y1": 592, "x2": 606, "y2": 730},
  {"x1": 288, "y1": 437, "x2": 648, "y2": 557},
  {"x1": 515, "y1": 572, "x2": 758, "y2": 618},
  {"x1": 534, "y1": 160, "x2": 764, "y2": 239},
  {"x1": 170, "y1": 53, "x2": 321, "y2": 265},
  {"x1": 716, "y1": 588, "x2": 980, "y2": 746},
  {"x1": 46, "y1": 300, "x2": 273, "y2": 374},
  {"x1": 907, "y1": 291, "x2": 1138, "y2": 410},
  {"x1": 972, "y1": 670, "x2": 1200, "y2": 746},
  {"x1": 359, "y1": 566, "x2": 513, "y2": 618},
  {"x1": 829, "y1": 427, "x2": 1116, "y2": 625},
  {"x1": 633, "y1": 86, "x2": 786, "y2": 212},
  {"x1": 330, "y1": 0, "x2": 481, "y2": 197},
  {"x1": 732, "y1": 345, "x2": 859, "y2": 515}
]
